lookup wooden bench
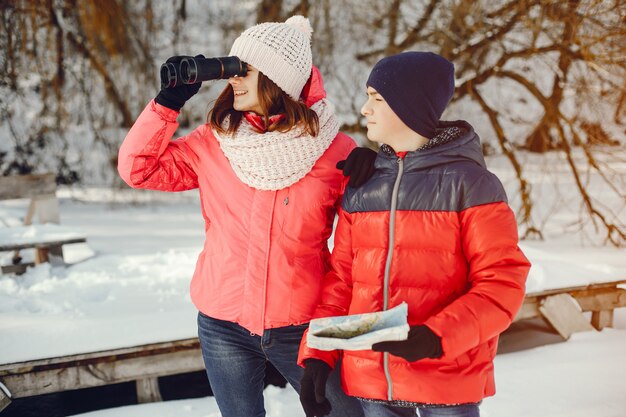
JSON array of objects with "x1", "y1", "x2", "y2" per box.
[
  {"x1": 0, "y1": 174, "x2": 87, "y2": 274},
  {"x1": 514, "y1": 280, "x2": 626, "y2": 339}
]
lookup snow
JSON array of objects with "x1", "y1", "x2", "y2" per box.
[
  {"x1": 68, "y1": 385, "x2": 300, "y2": 417},
  {"x1": 0, "y1": 224, "x2": 86, "y2": 247},
  {"x1": 1, "y1": 190, "x2": 624, "y2": 365},
  {"x1": 0, "y1": 191, "x2": 203, "y2": 364},
  {"x1": 481, "y1": 328, "x2": 626, "y2": 417}
]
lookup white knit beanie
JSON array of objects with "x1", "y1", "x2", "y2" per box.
[{"x1": 229, "y1": 15, "x2": 313, "y2": 100}]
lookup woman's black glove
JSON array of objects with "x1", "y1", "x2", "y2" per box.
[
  {"x1": 299, "y1": 359, "x2": 332, "y2": 417},
  {"x1": 371, "y1": 325, "x2": 442, "y2": 362},
  {"x1": 154, "y1": 55, "x2": 204, "y2": 111},
  {"x1": 336, "y1": 147, "x2": 377, "y2": 187}
]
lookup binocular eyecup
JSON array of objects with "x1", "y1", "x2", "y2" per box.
[{"x1": 160, "y1": 56, "x2": 248, "y2": 89}]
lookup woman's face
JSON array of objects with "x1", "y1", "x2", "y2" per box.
[{"x1": 228, "y1": 64, "x2": 262, "y2": 115}]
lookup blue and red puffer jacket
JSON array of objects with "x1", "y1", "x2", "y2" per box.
[{"x1": 299, "y1": 120, "x2": 531, "y2": 406}]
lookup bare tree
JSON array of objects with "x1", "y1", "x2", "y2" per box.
[
  {"x1": 343, "y1": 0, "x2": 625, "y2": 245},
  {"x1": 1, "y1": 0, "x2": 623, "y2": 244},
  {"x1": 0, "y1": 0, "x2": 156, "y2": 182}
]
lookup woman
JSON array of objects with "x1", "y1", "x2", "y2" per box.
[{"x1": 118, "y1": 15, "x2": 365, "y2": 417}]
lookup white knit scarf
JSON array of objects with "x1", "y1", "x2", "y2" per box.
[{"x1": 213, "y1": 99, "x2": 339, "y2": 190}]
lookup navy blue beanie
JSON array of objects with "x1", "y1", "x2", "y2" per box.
[{"x1": 366, "y1": 52, "x2": 455, "y2": 139}]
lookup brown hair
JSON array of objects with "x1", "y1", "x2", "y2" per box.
[{"x1": 208, "y1": 71, "x2": 319, "y2": 136}]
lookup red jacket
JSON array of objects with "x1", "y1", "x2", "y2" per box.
[
  {"x1": 118, "y1": 68, "x2": 355, "y2": 335},
  {"x1": 299, "y1": 121, "x2": 531, "y2": 405}
]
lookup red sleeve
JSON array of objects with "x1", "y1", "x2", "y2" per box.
[
  {"x1": 118, "y1": 100, "x2": 200, "y2": 191},
  {"x1": 298, "y1": 207, "x2": 355, "y2": 368},
  {"x1": 424, "y1": 201, "x2": 531, "y2": 360}
]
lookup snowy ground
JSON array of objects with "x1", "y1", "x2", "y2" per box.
[
  {"x1": 1, "y1": 188, "x2": 624, "y2": 364},
  {"x1": 0, "y1": 149, "x2": 625, "y2": 416}
]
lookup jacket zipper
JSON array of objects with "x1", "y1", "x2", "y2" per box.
[
  {"x1": 260, "y1": 191, "x2": 277, "y2": 334},
  {"x1": 383, "y1": 157, "x2": 403, "y2": 401}
]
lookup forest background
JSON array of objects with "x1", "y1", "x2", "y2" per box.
[{"x1": 1, "y1": 0, "x2": 624, "y2": 245}]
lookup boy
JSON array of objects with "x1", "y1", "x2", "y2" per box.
[{"x1": 297, "y1": 52, "x2": 531, "y2": 417}]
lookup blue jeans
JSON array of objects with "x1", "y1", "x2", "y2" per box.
[
  {"x1": 360, "y1": 401, "x2": 480, "y2": 417},
  {"x1": 197, "y1": 312, "x2": 364, "y2": 417}
]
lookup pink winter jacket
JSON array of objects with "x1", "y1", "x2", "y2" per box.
[{"x1": 118, "y1": 72, "x2": 355, "y2": 335}]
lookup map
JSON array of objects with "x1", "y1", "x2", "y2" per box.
[{"x1": 307, "y1": 303, "x2": 410, "y2": 351}]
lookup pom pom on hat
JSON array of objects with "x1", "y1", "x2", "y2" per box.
[
  {"x1": 285, "y1": 15, "x2": 313, "y2": 40},
  {"x1": 229, "y1": 15, "x2": 313, "y2": 100}
]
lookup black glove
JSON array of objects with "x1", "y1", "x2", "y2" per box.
[
  {"x1": 336, "y1": 147, "x2": 377, "y2": 187},
  {"x1": 299, "y1": 359, "x2": 332, "y2": 417},
  {"x1": 371, "y1": 325, "x2": 442, "y2": 362},
  {"x1": 154, "y1": 55, "x2": 204, "y2": 111}
]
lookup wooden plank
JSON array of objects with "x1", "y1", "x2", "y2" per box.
[
  {"x1": 47, "y1": 244, "x2": 65, "y2": 266},
  {"x1": 28, "y1": 244, "x2": 65, "y2": 266},
  {"x1": 525, "y1": 280, "x2": 626, "y2": 298},
  {"x1": 34, "y1": 196, "x2": 60, "y2": 224},
  {"x1": 0, "y1": 238, "x2": 86, "y2": 252},
  {"x1": 0, "y1": 338, "x2": 200, "y2": 372},
  {"x1": 591, "y1": 310, "x2": 613, "y2": 330},
  {"x1": 0, "y1": 382, "x2": 11, "y2": 412},
  {"x1": 0, "y1": 263, "x2": 34, "y2": 275},
  {"x1": 539, "y1": 293, "x2": 594, "y2": 339},
  {"x1": 0, "y1": 344, "x2": 204, "y2": 398},
  {"x1": 35, "y1": 247, "x2": 49, "y2": 264},
  {"x1": 515, "y1": 283, "x2": 626, "y2": 321},
  {"x1": 0, "y1": 224, "x2": 87, "y2": 251},
  {"x1": 515, "y1": 300, "x2": 541, "y2": 321},
  {"x1": 0, "y1": 174, "x2": 57, "y2": 200},
  {"x1": 136, "y1": 378, "x2": 163, "y2": 403},
  {"x1": 572, "y1": 287, "x2": 626, "y2": 311}
]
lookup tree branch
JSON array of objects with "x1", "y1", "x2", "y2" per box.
[
  {"x1": 65, "y1": 31, "x2": 132, "y2": 127},
  {"x1": 455, "y1": 45, "x2": 563, "y2": 100},
  {"x1": 468, "y1": 84, "x2": 541, "y2": 239},
  {"x1": 356, "y1": 0, "x2": 439, "y2": 61},
  {"x1": 554, "y1": 119, "x2": 625, "y2": 246}
]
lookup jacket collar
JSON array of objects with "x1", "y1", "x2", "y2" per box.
[{"x1": 375, "y1": 120, "x2": 486, "y2": 172}]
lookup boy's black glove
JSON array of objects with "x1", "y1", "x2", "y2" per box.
[
  {"x1": 336, "y1": 147, "x2": 377, "y2": 187},
  {"x1": 371, "y1": 325, "x2": 442, "y2": 362},
  {"x1": 154, "y1": 55, "x2": 204, "y2": 111},
  {"x1": 299, "y1": 359, "x2": 332, "y2": 417}
]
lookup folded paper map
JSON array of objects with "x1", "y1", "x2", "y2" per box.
[{"x1": 307, "y1": 303, "x2": 410, "y2": 351}]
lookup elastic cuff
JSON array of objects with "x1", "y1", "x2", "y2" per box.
[{"x1": 151, "y1": 99, "x2": 180, "y2": 122}]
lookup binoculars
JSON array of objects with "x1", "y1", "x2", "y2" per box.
[{"x1": 160, "y1": 56, "x2": 248, "y2": 89}]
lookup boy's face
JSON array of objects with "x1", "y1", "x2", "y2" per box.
[
  {"x1": 360, "y1": 87, "x2": 410, "y2": 144},
  {"x1": 361, "y1": 87, "x2": 428, "y2": 152}
]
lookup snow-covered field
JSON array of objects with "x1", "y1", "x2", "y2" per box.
[{"x1": 0, "y1": 149, "x2": 624, "y2": 416}]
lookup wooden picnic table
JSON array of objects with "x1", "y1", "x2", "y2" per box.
[
  {"x1": 0, "y1": 224, "x2": 87, "y2": 274},
  {"x1": 0, "y1": 174, "x2": 88, "y2": 274}
]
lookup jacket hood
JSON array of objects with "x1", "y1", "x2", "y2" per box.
[
  {"x1": 375, "y1": 120, "x2": 486, "y2": 171},
  {"x1": 300, "y1": 65, "x2": 327, "y2": 107}
]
